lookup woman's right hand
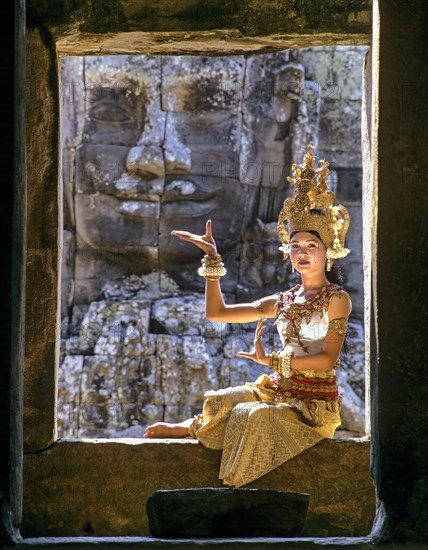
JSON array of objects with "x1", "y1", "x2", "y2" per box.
[
  {"x1": 171, "y1": 219, "x2": 217, "y2": 256},
  {"x1": 237, "y1": 317, "x2": 270, "y2": 366}
]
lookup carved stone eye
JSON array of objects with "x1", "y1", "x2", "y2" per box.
[{"x1": 90, "y1": 102, "x2": 132, "y2": 123}]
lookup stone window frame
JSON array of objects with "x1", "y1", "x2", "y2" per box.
[
  {"x1": 22, "y1": 23, "x2": 378, "y2": 545},
  {"x1": 25, "y1": 32, "x2": 373, "y2": 452}
]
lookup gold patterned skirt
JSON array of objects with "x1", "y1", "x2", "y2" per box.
[{"x1": 190, "y1": 372, "x2": 341, "y2": 487}]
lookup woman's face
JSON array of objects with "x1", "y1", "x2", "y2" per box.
[{"x1": 289, "y1": 231, "x2": 327, "y2": 274}]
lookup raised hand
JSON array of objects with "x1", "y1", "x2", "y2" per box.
[
  {"x1": 171, "y1": 219, "x2": 217, "y2": 256},
  {"x1": 237, "y1": 317, "x2": 270, "y2": 366}
]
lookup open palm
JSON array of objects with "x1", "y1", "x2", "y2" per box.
[{"x1": 171, "y1": 219, "x2": 217, "y2": 256}]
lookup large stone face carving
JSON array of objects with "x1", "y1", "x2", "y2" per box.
[
  {"x1": 59, "y1": 49, "x2": 368, "y2": 439},
  {"x1": 70, "y1": 55, "x2": 254, "y2": 297}
]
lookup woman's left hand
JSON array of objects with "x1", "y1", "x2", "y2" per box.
[{"x1": 237, "y1": 317, "x2": 270, "y2": 366}]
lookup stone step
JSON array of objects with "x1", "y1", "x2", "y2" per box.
[
  {"x1": 17, "y1": 535, "x2": 376, "y2": 549},
  {"x1": 147, "y1": 488, "x2": 310, "y2": 537}
]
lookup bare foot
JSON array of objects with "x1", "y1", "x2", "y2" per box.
[{"x1": 144, "y1": 420, "x2": 192, "y2": 439}]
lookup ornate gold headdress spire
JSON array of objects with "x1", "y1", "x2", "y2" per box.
[{"x1": 278, "y1": 145, "x2": 350, "y2": 266}]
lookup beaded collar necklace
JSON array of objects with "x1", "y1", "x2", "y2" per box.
[{"x1": 274, "y1": 283, "x2": 342, "y2": 352}]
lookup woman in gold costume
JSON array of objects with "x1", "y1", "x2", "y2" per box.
[{"x1": 144, "y1": 145, "x2": 352, "y2": 487}]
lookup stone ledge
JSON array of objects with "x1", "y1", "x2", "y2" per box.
[
  {"x1": 23, "y1": 438, "x2": 375, "y2": 539},
  {"x1": 17, "y1": 535, "x2": 375, "y2": 549},
  {"x1": 17, "y1": 537, "x2": 428, "y2": 550},
  {"x1": 55, "y1": 31, "x2": 371, "y2": 56}
]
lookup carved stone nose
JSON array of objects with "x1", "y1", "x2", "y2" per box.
[{"x1": 126, "y1": 145, "x2": 164, "y2": 178}]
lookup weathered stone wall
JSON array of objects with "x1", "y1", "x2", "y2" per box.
[
  {"x1": 58, "y1": 49, "x2": 367, "y2": 439},
  {"x1": 371, "y1": 0, "x2": 428, "y2": 540},
  {"x1": 28, "y1": 0, "x2": 372, "y2": 37},
  {"x1": 24, "y1": 28, "x2": 60, "y2": 453}
]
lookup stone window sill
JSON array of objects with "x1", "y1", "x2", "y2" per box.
[{"x1": 23, "y1": 438, "x2": 375, "y2": 539}]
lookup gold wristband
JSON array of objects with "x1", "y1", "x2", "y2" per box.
[
  {"x1": 269, "y1": 349, "x2": 294, "y2": 378},
  {"x1": 198, "y1": 254, "x2": 227, "y2": 280},
  {"x1": 279, "y1": 349, "x2": 294, "y2": 378},
  {"x1": 269, "y1": 351, "x2": 280, "y2": 371}
]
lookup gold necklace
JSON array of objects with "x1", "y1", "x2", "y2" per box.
[{"x1": 274, "y1": 284, "x2": 342, "y2": 352}]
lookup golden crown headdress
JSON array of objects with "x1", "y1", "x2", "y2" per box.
[{"x1": 278, "y1": 144, "x2": 350, "y2": 264}]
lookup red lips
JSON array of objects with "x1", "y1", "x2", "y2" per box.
[{"x1": 298, "y1": 260, "x2": 310, "y2": 266}]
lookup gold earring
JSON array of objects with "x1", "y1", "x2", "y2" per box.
[
  {"x1": 292, "y1": 264, "x2": 295, "y2": 273},
  {"x1": 326, "y1": 258, "x2": 332, "y2": 272}
]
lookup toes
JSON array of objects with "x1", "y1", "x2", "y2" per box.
[{"x1": 144, "y1": 424, "x2": 159, "y2": 438}]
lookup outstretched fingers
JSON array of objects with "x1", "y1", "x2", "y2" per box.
[
  {"x1": 254, "y1": 317, "x2": 267, "y2": 341},
  {"x1": 236, "y1": 317, "x2": 268, "y2": 364},
  {"x1": 171, "y1": 230, "x2": 197, "y2": 240},
  {"x1": 205, "y1": 219, "x2": 212, "y2": 239}
]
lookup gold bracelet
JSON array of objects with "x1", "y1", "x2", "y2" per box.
[
  {"x1": 269, "y1": 351, "x2": 281, "y2": 372},
  {"x1": 201, "y1": 254, "x2": 222, "y2": 267},
  {"x1": 279, "y1": 349, "x2": 294, "y2": 378},
  {"x1": 198, "y1": 254, "x2": 227, "y2": 280},
  {"x1": 269, "y1": 349, "x2": 294, "y2": 378}
]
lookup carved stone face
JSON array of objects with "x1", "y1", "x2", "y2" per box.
[{"x1": 74, "y1": 56, "x2": 246, "y2": 278}]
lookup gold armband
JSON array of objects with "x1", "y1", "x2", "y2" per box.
[
  {"x1": 327, "y1": 317, "x2": 347, "y2": 336},
  {"x1": 269, "y1": 349, "x2": 294, "y2": 378},
  {"x1": 251, "y1": 300, "x2": 264, "y2": 312},
  {"x1": 198, "y1": 254, "x2": 227, "y2": 280}
]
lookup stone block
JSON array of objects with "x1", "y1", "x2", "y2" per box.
[
  {"x1": 83, "y1": 55, "x2": 161, "y2": 147},
  {"x1": 78, "y1": 354, "x2": 156, "y2": 437},
  {"x1": 298, "y1": 47, "x2": 368, "y2": 102},
  {"x1": 154, "y1": 335, "x2": 184, "y2": 409},
  {"x1": 62, "y1": 147, "x2": 77, "y2": 229},
  {"x1": 76, "y1": 144, "x2": 164, "y2": 198},
  {"x1": 238, "y1": 219, "x2": 291, "y2": 293},
  {"x1": 60, "y1": 56, "x2": 84, "y2": 148},
  {"x1": 77, "y1": 300, "x2": 151, "y2": 353},
  {"x1": 57, "y1": 355, "x2": 84, "y2": 438},
  {"x1": 102, "y1": 272, "x2": 162, "y2": 301},
  {"x1": 335, "y1": 168, "x2": 363, "y2": 204},
  {"x1": 340, "y1": 318, "x2": 365, "y2": 401},
  {"x1": 240, "y1": 113, "x2": 291, "y2": 189},
  {"x1": 162, "y1": 56, "x2": 244, "y2": 112},
  {"x1": 243, "y1": 53, "x2": 293, "y2": 118},
  {"x1": 75, "y1": 193, "x2": 160, "y2": 250},
  {"x1": 151, "y1": 295, "x2": 206, "y2": 335},
  {"x1": 60, "y1": 229, "x2": 76, "y2": 327},
  {"x1": 73, "y1": 246, "x2": 159, "y2": 305},
  {"x1": 182, "y1": 336, "x2": 218, "y2": 403},
  {"x1": 146, "y1": 488, "x2": 310, "y2": 537},
  {"x1": 165, "y1": 111, "x2": 241, "y2": 176},
  {"x1": 153, "y1": 334, "x2": 219, "y2": 420},
  {"x1": 303, "y1": 80, "x2": 321, "y2": 139},
  {"x1": 319, "y1": 102, "x2": 363, "y2": 167}
]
